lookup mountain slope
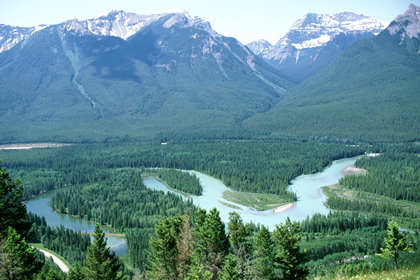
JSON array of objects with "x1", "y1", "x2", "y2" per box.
[
  {"x1": 247, "y1": 12, "x2": 386, "y2": 82},
  {"x1": 244, "y1": 4, "x2": 420, "y2": 142},
  {"x1": 0, "y1": 11, "x2": 294, "y2": 143}
]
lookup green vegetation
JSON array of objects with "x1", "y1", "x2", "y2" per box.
[
  {"x1": 27, "y1": 212, "x2": 91, "y2": 265},
  {"x1": 0, "y1": 163, "x2": 32, "y2": 239},
  {"x1": 0, "y1": 7, "x2": 418, "y2": 278},
  {"x1": 340, "y1": 150, "x2": 419, "y2": 202},
  {"x1": 145, "y1": 210, "x2": 420, "y2": 279},
  {"x1": 83, "y1": 224, "x2": 123, "y2": 280},
  {"x1": 0, "y1": 137, "x2": 419, "y2": 279},
  {"x1": 146, "y1": 209, "x2": 308, "y2": 279},
  {"x1": 245, "y1": 28, "x2": 420, "y2": 143},
  {"x1": 30, "y1": 243, "x2": 71, "y2": 271},
  {"x1": 323, "y1": 145, "x2": 420, "y2": 229},
  {"x1": 334, "y1": 266, "x2": 420, "y2": 280},
  {"x1": 273, "y1": 217, "x2": 309, "y2": 279},
  {"x1": 223, "y1": 190, "x2": 292, "y2": 211},
  {"x1": 153, "y1": 169, "x2": 202, "y2": 195},
  {"x1": 50, "y1": 169, "x2": 198, "y2": 270},
  {"x1": 0, "y1": 18, "x2": 295, "y2": 144},
  {"x1": 376, "y1": 220, "x2": 411, "y2": 270},
  {"x1": 0, "y1": 164, "x2": 66, "y2": 280},
  {"x1": 0, "y1": 138, "x2": 364, "y2": 202}
]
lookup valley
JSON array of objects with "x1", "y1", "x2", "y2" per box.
[{"x1": 0, "y1": 3, "x2": 419, "y2": 279}]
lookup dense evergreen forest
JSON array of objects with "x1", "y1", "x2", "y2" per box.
[
  {"x1": 0, "y1": 137, "x2": 419, "y2": 279},
  {"x1": 324, "y1": 144, "x2": 420, "y2": 229},
  {"x1": 1, "y1": 138, "x2": 365, "y2": 202},
  {"x1": 152, "y1": 169, "x2": 202, "y2": 195}
]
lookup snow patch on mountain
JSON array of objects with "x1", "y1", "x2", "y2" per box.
[
  {"x1": 388, "y1": 4, "x2": 420, "y2": 39},
  {"x1": 274, "y1": 11, "x2": 386, "y2": 50},
  {"x1": 292, "y1": 34, "x2": 331, "y2": 49},
  {"x1": 246, "y1": 39, "x2": 272, "y2": 55},
  {"x1": 248, "y1": 11, "x2": 386, "y2": 58},
  {"x1": 246, "y1": 11, "x2": 387, "y2": 82},
  {"x1": 60, "y1": 10, "x2": 166, "y2": 39},
  {"x1": 0, "y1": 24, "x2": 47, "y2": 52}
]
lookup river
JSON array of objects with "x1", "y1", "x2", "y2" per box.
[
  {"x1": 26, "y1": 157, "x2": 356, "y2": 255},
  {"x1": 25, "y1": 192, "x2": 127, "y2": 256},
  {"x1": 145, "y1": 157, "x2": 357, "y2": 230}
]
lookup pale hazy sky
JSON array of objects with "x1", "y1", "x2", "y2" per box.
[{"x1": 0, "y1": 0, "x2": 418, "y2": 44}]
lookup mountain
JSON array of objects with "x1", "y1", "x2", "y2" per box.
[
  {"x1": 0, "y1": 10, "x2": 294, "y2": 143},
  {"x1": 246, "y1": 39, "x2": 272, "y2": 55},
  {"x1": 244, "y1": 4, "x2": 420, "y2": 142},
  {"x1": 247, "y1": 11, "x2": 386, "y2": 82},
  {"x1": 0, "y1": 24, "x2": 46, "y2": 52}
]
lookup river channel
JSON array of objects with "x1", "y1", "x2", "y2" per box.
[
  {"x1": 145, "y1": 157, "x2": 356, "y2": 230},
  {"x1": 26, "y1": 192, "x2": 127, "y2": 256},
  {"x1": 26, "y1": 157, "x2": 356, "y2": 256}
]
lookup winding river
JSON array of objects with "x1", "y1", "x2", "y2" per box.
[
  {"x1": 26, "y1": 192, "x2": 127, "y2": 256},
  {"x1": 26, "y1": 157, "x2": 356, "y2": 255},
  {"x1": 145, "y1": 157, "x2": 356, "y2": 230}
]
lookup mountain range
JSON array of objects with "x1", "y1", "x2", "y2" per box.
[
  {"x1": 0, "y1": 5, "x2": 418, "y2": 143},
  {"x1": 247, "y1": 11, "x2": 386, "y2": 82},
  {"x1": 245, "y1": 4, "x2": 420, "y2": 142},
  {"x1": 0, "y1": 10, "x2": 293, "y2": 142}
]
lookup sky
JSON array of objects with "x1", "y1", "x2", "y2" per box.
[{"x1": 0, "y1": 0, "x2": 419, "y2": 44}]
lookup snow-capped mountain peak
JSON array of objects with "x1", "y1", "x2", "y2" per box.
[
  {"x1": 276, "y1": 11, "x2": 386, "y2": 50},
  {"x1": 60, "y1": 10, "x2": 167, "y2": 39},
  {"x1": 0, "y1": 24, "x2": 48, "y2": 52},
  {"x1": 246, "y1": 10, "x2": 387, "y2": 82},
  {"x1": 388, "y1": 4, "x2": 420, "y2": 39},
  {"x1": 246, "y1": 39, "x2": 273, "y2": 55},
  {"x1": 162, "y1": 11, "x2": 213, "y2": 33}
]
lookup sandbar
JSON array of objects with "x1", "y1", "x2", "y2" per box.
[{"x1": 272, "y1": 203, "x2": 295, "y2": 213}]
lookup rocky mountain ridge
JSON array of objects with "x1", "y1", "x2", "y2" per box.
[
  {"x1": 244, "y1": 4, "x2": 420, "y2": 142},
  {"x1": 0, "y1": 9, "x2": 293, "y2": 142},
  {"x1": 247, "y1": 11, "x2": 387, "y2": 82}
]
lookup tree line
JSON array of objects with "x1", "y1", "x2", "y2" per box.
[
  {"x1": 153, "y1": 169, "x2": 202, "y2": 195},
  {"x1": 50, "y1": 169, "x2": 198, "y2": 270},
  {"x1": 146, "y1": 209, "x2": 308, "y2": 280},
  {"x1": 1, "y1": 138, "x2": 365, "y2": 203},
  {"x1": 339, "y1": 149, "x2": 419, "y2": 202}
]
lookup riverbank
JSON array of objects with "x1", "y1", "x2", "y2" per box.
[
  {"x1": 343, "y1": 166, "x2": 367, "y2": 175},
  {"x1": 222, "y1": 190, "x2": 294, "y2": 211},
  {"x1": 0, "y1": 143, "x2": 72, "y2": 150},
  {"x1": 31, "y1": 243, "x2": 70, "y2": 273},
  {"x1": 272, "y1": 203, "x2": 295, "y2": 213}
]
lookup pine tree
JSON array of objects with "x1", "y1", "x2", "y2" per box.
[
  {"x1": 0, "y1": 227, "x2": 42, "y2": 280},
  {"x1": 192, "y1": 208, "x2": 229, "y2": 280},
  {"x1": 220, "y1": 254, "x2": 240, "y2": 280},
  {"x1": 227, "y1": 212, "x2": 251, "y2": 252},
  {"x1": 184, "y1": 261, "x2": 213, "y2": 280},
  {"x1": 147, "y1": 214, "x2": 188, "y2": 279},
  {"x1": 67, "y1": 263, "x2": 85, "y2": 280},
  {"x1": 0, "y1": 164, "x2": 32, "y2": 239},
  {"x1": 376, "y1": 220, "x2": 411, "y2": 270},
  {"x1": 175, "y1": 215, "x2": 192, "y2": 279},
  {"x1": 227, "y1": 212, "x2": 251, "y2": 279},
  {"x1": 83, "y1": 224, "x2": 121, "y2": 280},
  {"x1": 273, "y1": 217, "x2": 308, "y2": 280},
  {"x1": 253, "y1": 225, "x2": 275, "y2": 280}
]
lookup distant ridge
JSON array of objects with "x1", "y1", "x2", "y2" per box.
[
  {"x1": 247, "y1": 11, "x2": 386, "y2": 82},
  {"x1": 244, "y1": 4, "x2": 420, "y2": 142},
  {"x1": 0, "y1": 10, "x2": 294, "y2": 143}
]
